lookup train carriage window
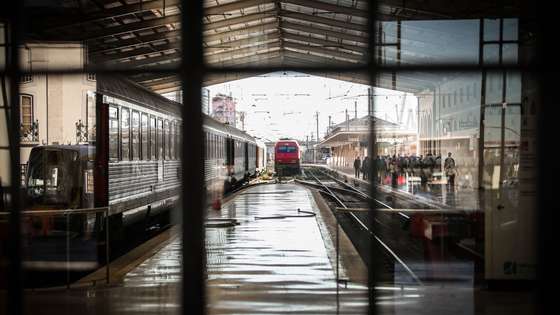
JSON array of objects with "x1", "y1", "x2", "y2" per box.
[
  {"x1": 216, "y1": 135, "x2": 219, "y2": 159},
  {"x1": 150, "y1": 117, "x2": 156, "y2": 160},
  {"x1": 211, "y1": 134, "x2": 215, "y2": 159},
  {"x1": 164, "y1": 120, "x2": 170, "y2": 160},
  {"x1": 218, "y1": 136, "x2": 221, "y2": 159},
  {"x1": 170, "y1": 122, "x2": 175, "y2": 160},
  {"x1": 121, "y1": 108, "x2": 130, "y2": 161},
  {"x1": 207, "y1": 133, "x2": 211, "y2": 159},
  {"x1": 214, "y1": 134, "x2": 217, "y2": 159},
  {"x1": 132, "y1": 111, "x2": 140, "y2": 160},
  {"x1": 218, "y1": 136, "x2": 222, "y2": 159},
  {"x1": 175, "y1": 122, "x2": 179, "y2": 160},
  {"x1": 176, "y1": 122, "x2": 181, "y2": 160},
  {"x1": 141, "y1": 113, "x2": 148, "y2": 160},
  {"x1": 214, "y1": 135, "x2": 218, "y2": 160},
  {"x1": 109, "y1": 106, "x2": 119, "y2": 160},
  {"x1": 204, "y1": 132, "x2": 208, "y2": 159},
  {"x1": 157, "y1": 118, "x2": 164, "y2": 160},
  {"x1": 225, "y1": 138, "x2": 230, "y2": 165}
]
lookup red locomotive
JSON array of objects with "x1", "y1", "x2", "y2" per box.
[{"x1": 274, "y1": 139, "x2": 301, "y2": 176}]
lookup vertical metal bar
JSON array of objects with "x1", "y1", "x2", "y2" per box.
[
  {"x1": 536, "y1": 3, "x2": 550, "y2": 312},
  {"x1": 66, "y1": 213, "x2": 70, "y2": 289},
  {"x1": 106, "y1": 209, "x2": 110, "y2": 284},
  {"x1": 368, "y1": 0, "x2": 378, "y2": 314},
  {"x1": 181, "y1": 0, "x2": 205, "y2": 314},
  {"x1": 335, "y1": 207, "x2": 340, "y2": 312},
  {"x1": 498, "y1": 19, "x2": 507, "y2": 193},
  {"x1": 6, "y1": 2, "x2": 23, "y2": 314},
  {"x1": 478, "y1": 18, "x2": 486, "y2": 189}
]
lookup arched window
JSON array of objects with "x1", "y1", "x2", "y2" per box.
[{"x1": 20, "y1": 94, "x2": 35, "y2": 141}]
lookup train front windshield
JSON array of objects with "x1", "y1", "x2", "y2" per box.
[
  {"x1": 277, "y1": 146, "x2": 297, "y2": 153},
  {"x1": 26, "y1": 148, "x2": 79, "y2": 207}
]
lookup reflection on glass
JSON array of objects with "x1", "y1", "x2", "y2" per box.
[
  {"x1": 484, "y1": 19, "x2": 501, "y2": 41},
  {"x1": 373, "y1": 67, "x2": 534, "y2": 313},
  {"x1": 378, "y1": 19, "x2": 480, "y2": 65},
  {"x1": 377, "y1": 19, "x2": 520, "y2": 66}
]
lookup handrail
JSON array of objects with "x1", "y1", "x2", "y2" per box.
[{"x1": 0, "y1": 206, "x2": 111, "y2": 288}]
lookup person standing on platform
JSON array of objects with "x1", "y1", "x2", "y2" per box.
[
  {"x1": 390, "y1": 159, "x2": 398, "y2": 187},
  {"x1": 376, "y1": 156, "x2": 385, "y2": 183},
  {"x1": 444, "y1": 152, "x2": 456, "y2": 187},
  {"x1": 354, "y1": 156, "x2": 361, "y2": 179},
  {"x1": 362, "y1": 156, "x2": 370, "y2": 180}
]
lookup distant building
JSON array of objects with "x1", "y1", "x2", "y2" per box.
[
  {"x1": 236, "y1": 111, "x2": 246, "y2": 131},
  {"x1": 0, "y1": 42, "x2": 96, "y2": 186},
  {"x1": 201, "y1": 88, "x2": 210, "y2": 115},
  {"x1": 211, "y1": 93, "x2": 236, "y2": 126},
  {"x1": 318, "y1": 115, "x2": 417, "y2": 171}
]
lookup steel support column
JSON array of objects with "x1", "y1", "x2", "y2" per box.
[
  {"x1": 4, "y1": 2, "x2": 23, "y2": 314},
  {"x1": 181, "y1": 0, "x2": 205, "y2": 314}
]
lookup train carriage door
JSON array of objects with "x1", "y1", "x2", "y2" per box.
[
  {"x1": 95, "y1": 101, "x2": 110, "y2": 209},
  {"x1": 244, "y1": 142, "x2": 249, "y2": 172}
]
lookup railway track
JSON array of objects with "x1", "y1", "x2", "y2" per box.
[
  {"x1": 300, "y1": 166, "x2": 484, "y2": 286},
  {"x1": 302, "y1": 167, "x2": 424, "y2": 286}
]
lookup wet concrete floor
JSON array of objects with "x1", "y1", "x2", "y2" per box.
[
  {"x1": 8, "y1": 183, "x2": 535, "y2": 314},
  {"x1": 205, "y1": 183, "x2": 368, "y2": 314},
  {"x1": 13, "y1": 183, "x2": 368, "y2": 314}
]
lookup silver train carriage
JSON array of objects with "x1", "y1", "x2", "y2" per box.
[{"x1": 19, "y1": 75, "x2": 259, "y2": 269}]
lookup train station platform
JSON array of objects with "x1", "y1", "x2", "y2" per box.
[
  {"x1": 310, "y1": 164, "x2": 481, "y2": 211},
  {"x1": 205, "y1": 183, "x2": 368, "y2": 314},
  {"x1": 17, "y1": 183, "x2": 369, "y2": 314}
]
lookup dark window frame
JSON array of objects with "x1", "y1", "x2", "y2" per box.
[
  {"x1": 141, "y1": 113, "x2": 149, "y2": 160},
  {"x1": 164, "y1": 119, "x2": 170, "y2": 160},
  {"x1": 120, "y1": 107, "x2": 131, "y2": 161},
  {"x1": 108, "y1": 105, "x2": 120, "y2": 161},
  {"x1": 150, "y1": 116, "x2": 157, "y2": 160},
  {"x1": 131, "y1": 110, "x2": 140, "y2": 161},
  {"x1": 157, "y1": 118, "x2": 163, "y2": 160}
]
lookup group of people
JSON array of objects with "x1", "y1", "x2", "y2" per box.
[{"x1": 353, "y1": 152, "x2": 457, "y2": 186}]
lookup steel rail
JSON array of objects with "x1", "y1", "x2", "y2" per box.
[
  {"x1": 315, "y1": 168, "x2": 411, "y2": 220},
  {"x1": 307, "y1": 169, "x2": 423, "y2": 286}
]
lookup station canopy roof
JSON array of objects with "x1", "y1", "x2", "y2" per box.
[
  {"x1": 318, "y1": 115, "x2": 416, "y2": 148},
  {"x1": 23, "y1": 0, "x2": 524, "y2": 94}
]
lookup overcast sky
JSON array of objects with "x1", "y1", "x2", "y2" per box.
[{"x1": 206, "y1": 72, "x2": 418, "y2": 142}]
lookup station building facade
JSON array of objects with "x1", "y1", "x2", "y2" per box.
[
  {"x1": 17, "y1": 43, "x2": 96, "y2": 184},
  {"x1": 318, "y1": 115, "x2": 416, "y2": 174}
]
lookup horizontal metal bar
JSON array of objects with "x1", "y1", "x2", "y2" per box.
[
  {"x1": 206, "y1": 0, "x2": 272, "y2": 15},
  {"x1": 0, "y1": 207, "x2": 109, "y2": 216},
  {"x1": 283, "y1": 0, "x2": 367, "y2": 18},
  {"x1": 44, "y1": 0, "x2": 181, "y2": 32},
  {"x1": 204, "y1": 10, "x2": 276, "y2": 30},
  {"x1": 1, "y1": 61, "x2": 533, "y2": 76}
]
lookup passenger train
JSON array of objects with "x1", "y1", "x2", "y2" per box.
[
  {"x1": 17, "y1": 75, "x2": 263, "y2": 272},
  {"x1": 274, "y1": 139, "x2": 301, "y2": 176}
]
